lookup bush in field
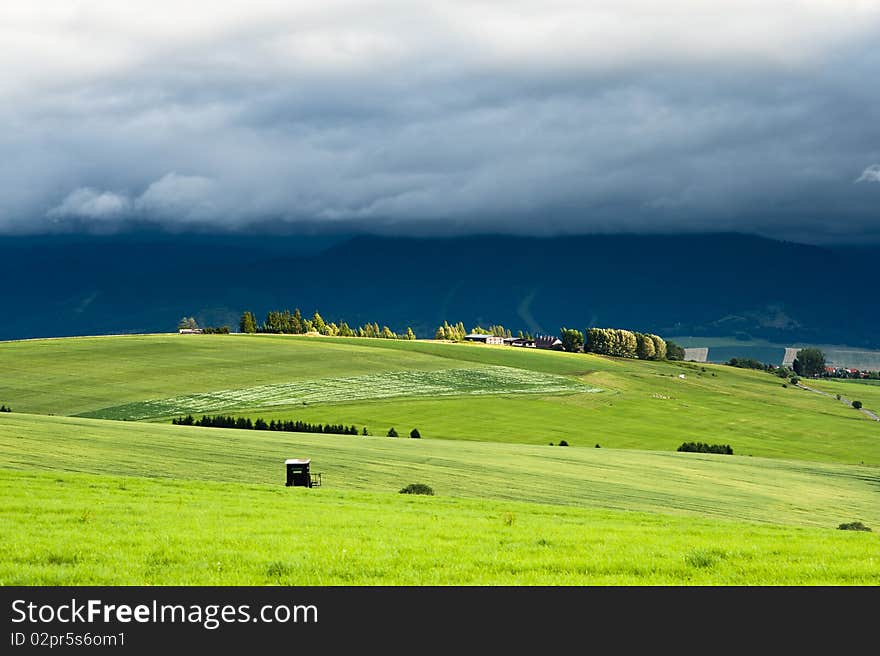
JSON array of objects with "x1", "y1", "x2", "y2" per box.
[
  {"x1": 558, "y1": 440, "x2": 569, "y2": 446},
  {"x1": 726, "y1": 357, "x2": 766, "y2": 370},
  {"x1": 387, "y1": 427, "x2": 399, "y2": 437},
  {"x1": 409, "y1": 428, "x2": 421, "y2": 439},
  {"x1": 790, "y1": 377, "x2": 800, "y2": 385},
  {"x1": 595, "y1": 443, "x2": 601, "y2": 448},
  {"x1": 399, "y1": 483, "x2": 434, "y2": 495},
  {"x1": 837, "y1": 521, "x2": 871, "y2": 532},
  {"x1": 0, "y1": 405, "x2": 11, "y2": 412},
  {"x1": 677, "y1": 442, "x2": 733, "y2": 455},
  {"x1": 852, "y1": 400, "x2": 863, "y2": 410},
  {"x1": 665, "y1": 339, "x2": 685, "y2": 361}
]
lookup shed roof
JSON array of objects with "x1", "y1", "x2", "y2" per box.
[{"x1": 284, "y1": 458, "x2": 311, "y2": 465}]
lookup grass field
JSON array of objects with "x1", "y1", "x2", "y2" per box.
[
  {"x1": 1, "y1": 333, "x2": 878, "y2": 585},
  {"x1": 2, "y1": 412, "x2": 878, "y2": 528},
  {"x1": 1, "y1": 334, "x2": 877, "y2": 464},
  {"x1": 84, "y1": 365, "x2": 597, "y2": 420},
  {"x1": 2, "y1": 469, "x2": 877, "y2": 585},
  {"x1": 805, "y1": 378, "x2": 880, "y2": 413}
]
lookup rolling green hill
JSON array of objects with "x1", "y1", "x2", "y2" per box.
[
  {"x1": 2, "y1": 412, "x2": 877, "y2": 528},
  {"x1": 0, "y1": 334, "x2": 877, "y2": 464},
  {"x1": 1, "y1": 333, "x2": 878, "y2": 585}
]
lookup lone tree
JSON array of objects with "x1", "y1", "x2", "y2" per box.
[
  {"x1": 410, "y1": 428, "x2": 421, "y2": 439},
  {"x1": 852, "y1": 400, "x2": 863, "y2": 410},
  {"x1": 792, "y1": 348, "x2": 826, "y2": 378},
  {"x1": 239, "y1": 311, "x2": 257, "y2": 334},
  {"x1": 387, "y1": 427, "x2": 399, "y2": 437}
]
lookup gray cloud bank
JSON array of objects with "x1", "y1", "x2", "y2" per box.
[{"x1": 1, "y1": 2, "x2": 879, "y2": 242}]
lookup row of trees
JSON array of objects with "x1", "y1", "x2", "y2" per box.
[
  {"x1": 582, "y1": 328, "x2": 668, "y2": 359},
  {"x1": 554, "y1": 327, "x2": 682, "y2": 360},
  {"x1": 469, "y1": 325, "x2": 514, "y2": 338},
  {"x1": 171, "y1": 414, "x2": 425, "y2": 438},
  {"x1": 240, "y1": 309, "x2": 416, "y2": 341},
  {"x1": 172, "y1": 414, "x2": 364, "y2": 435},
  {"x1": 433, "y1": 321, "x2": 528, "y2": 341},
  {"x1": 433, "y1": 319, "x2": 686, "y2": 362}
]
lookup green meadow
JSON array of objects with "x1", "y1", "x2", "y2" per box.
[
  {"x1": 806, "y1": 377, "x2": 880, "y2": 413},
  {"x1": 1, "y1": 334, "x2": 876, "y2": 464},
  {"x1": 2, "y1": 469, "x2": 877, "y2": 585},
  {"x1": 1, "y1": 333, "x2": 878, "y2": 584}
]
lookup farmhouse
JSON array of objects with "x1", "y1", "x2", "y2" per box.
[
  {"x1": 461, "y1": 333, "x2": 562, "y2": 349},
  {"x1": 464, "y1": 334, "x2": 505, "y2": 345},
  {"x1": 178, "y1": 328, "x2": 203, "y2": 334},
  {"x1": 534, "y1": 335, "x2": 564, "y2": 350}
]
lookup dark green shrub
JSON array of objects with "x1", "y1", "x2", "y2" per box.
[
  {"x1": 790, "y1": 377, "x2": 800, "y2": 385},
  {"x1": 837, "y1": 521, "x2": 871, "y2": 532},
  {"x1": 595, "y1": 443, "x2": 601, "y2": 448},
  {"x1": 399, "y1": 483, "x2": 434, "y2": 495},
  {"x1": 852, "y1": 400, "x2": 863, "y2": 410},
  {"x1": 266, "y1": 561, "x2": 292, "y2": 577},
  {"x1": 409, "y1": 428, "x2": 421, "y2": 439},
  {"x1": 558, "y1": 440, "x2": 569, "y2": 446},
  {"x1": 677, "y1": 442, "x2": 733, "y2": 455},
  {"x1": 387, "y1": 427, "x2": 399, "y2": 437}
]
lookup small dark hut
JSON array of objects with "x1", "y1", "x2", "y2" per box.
[{"x1": 285, "y1": 458, "x2": 321, "y2": 488}]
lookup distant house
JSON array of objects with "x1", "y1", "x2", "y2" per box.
[
  {"x1": 464, "y1": 333, "x2": 504, "y2": 345},
  {"x1": 534, "y1": 335, "x2": 563, "y2": 350},
  {"x1": 178, "y1": 328, "x2": 203, "y2": 334},
  {"x1": 504, "y1": 337, "x2": 534, "y2": 347}
]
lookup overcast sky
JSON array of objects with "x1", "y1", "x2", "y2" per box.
[{"x1": 2, "y1": 1, "x2": 879, "y2": 242}]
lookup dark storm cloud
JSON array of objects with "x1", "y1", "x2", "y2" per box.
[{"x1": 1, "y1": 2, "x2": 879, "y2": 242}]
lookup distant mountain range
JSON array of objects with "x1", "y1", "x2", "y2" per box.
[{"x1": 1, "y1": 231, "x2": 877, "y2": 350}]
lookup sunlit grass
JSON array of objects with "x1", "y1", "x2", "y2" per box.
[{"x1": 1, "y1": 469, "x2": 876, "y2": 585}]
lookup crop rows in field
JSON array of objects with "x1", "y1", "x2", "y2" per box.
[{"x1": 85, "y1": 366, "x2": 600, "y2": 420}]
